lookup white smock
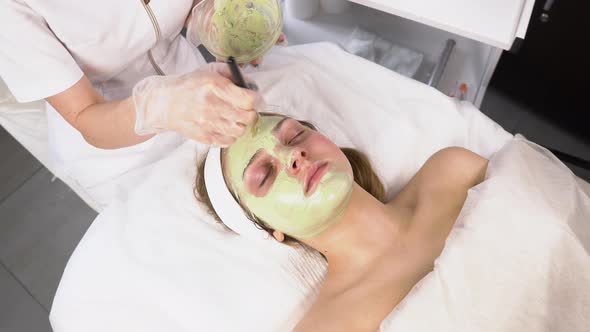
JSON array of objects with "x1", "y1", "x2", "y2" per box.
[{"x1": 0, "y1": 0, "x2": 207, "y2": 209}]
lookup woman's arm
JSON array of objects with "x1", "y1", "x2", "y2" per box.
[
  {"x1": 48, "y1": 64, "x2": 260, "y2": 149},
  {"x1": 405, "y1": 147, "x2": 489, "y2": 246},
  {"x1": 46, "y1": 75, "x2": 154, "y2": 149}
]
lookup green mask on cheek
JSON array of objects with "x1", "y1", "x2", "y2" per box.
[{"x1": 225, "y1": 116, "x2": 353, "y2": 239}]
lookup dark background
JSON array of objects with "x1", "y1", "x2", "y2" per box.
[{"x1": 490, "y1": 0, "x2": 590, "y2": 142}]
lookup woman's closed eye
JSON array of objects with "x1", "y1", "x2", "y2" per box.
[
  {"x1": 276, "y1": 119, "x2": 308, "y2": 146},
  {"x1": 259, "y1": 162, "x2": 275, "y2": 188},
  {"x1": 246, "y1": 160, "x2": 277, "y2": 196},
  {"x1": 288, "y1": 129, "x2": 306, "y2": 145}
]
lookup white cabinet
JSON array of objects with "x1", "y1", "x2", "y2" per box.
[
  {"x1": 283, "y1": 0, "x2": 535, "y2": 107},
  {"x1": 346, "y1": 0, "x2": 535, "y2": 50}
]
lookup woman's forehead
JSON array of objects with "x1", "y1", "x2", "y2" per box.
[
  {"x1": 230, "y1": 115, "x2": 285, "y2": 153},
  {"x1": 221, "y1": 115, "x2": 293, "y2": 163},
  {"x1": 223, "y1": 115, "x2": 286, "y2": 181}
]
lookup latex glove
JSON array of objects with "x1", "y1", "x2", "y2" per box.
[{"x1": 132, "y1": 63, "x2": 260, "y2": 146}]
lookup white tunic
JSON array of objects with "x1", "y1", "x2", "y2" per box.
[{"x1": 0, "y1": 0, "x2": 207, "y2": 209}]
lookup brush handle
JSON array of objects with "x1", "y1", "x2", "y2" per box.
[
  {"x1": 227, "y1": 56, "x2": 248, "y2": 89},
  {"x1": 227, "y1": 56, "x2": 260, "y2": 134}
]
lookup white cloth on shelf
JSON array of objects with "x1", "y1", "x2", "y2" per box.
[{"x1": 343, "y1": 28, "x2": 424, "y2": 78}]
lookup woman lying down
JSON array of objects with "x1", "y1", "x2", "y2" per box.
[{"x1": 195, "y1": 114, "x2": 590, "y2": 332}]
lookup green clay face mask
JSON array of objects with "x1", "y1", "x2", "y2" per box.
[{"x1": 225, "y1": 116, "x2": 353, "y2": 239}]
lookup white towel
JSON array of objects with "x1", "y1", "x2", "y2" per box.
[
  {"x1": 51, "y1": 43, "x2": 589, "y2": 332},
  {"x1": 381, "y1": 136, "x2": 590, "y2": 332}
]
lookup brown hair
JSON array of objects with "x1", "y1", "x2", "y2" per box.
[{"x1": 193, "y1": 119, "x2": 385, "y2": 242}]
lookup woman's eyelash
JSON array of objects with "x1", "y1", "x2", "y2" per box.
[
  {"x1": 259, "y1": 163, "x2": 274, "y2": 188},
  {"x1": 288, "y1": 130, "x2": 305, "y2": 145}
]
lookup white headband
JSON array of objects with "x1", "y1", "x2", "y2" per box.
[{"x1": 203, "y1": 147, "x2": 271, "y2": 241}]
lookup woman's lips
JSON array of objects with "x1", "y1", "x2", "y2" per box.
[{"x1": 305, "y1": 161, "x2": 329, "y2": 196}]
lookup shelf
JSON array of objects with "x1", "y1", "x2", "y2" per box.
[
  {"x1": 346, "y1": 0, "x2": 531, "y2": 50},
  {"x1": 283, "y1": 3, "x2": 497, "y2": 105}
]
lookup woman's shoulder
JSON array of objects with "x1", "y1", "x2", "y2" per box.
[
  {"x1": 391, "y1": 147, "x2": 488, "y2": 210},
  {"x1": 415, "y1": 147, "x2": 488, "y2": 206},
  {"x1": 391, "y1": 147, "x2": 488, "y2": 251}
]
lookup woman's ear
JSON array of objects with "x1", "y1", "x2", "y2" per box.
[{"x1": 272, "y1": 230, "x2": 285, "y2": 242}]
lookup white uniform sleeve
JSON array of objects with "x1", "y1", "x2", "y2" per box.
[{"x1": 0, "y1": 0, "x2": 83, "y2": 102}]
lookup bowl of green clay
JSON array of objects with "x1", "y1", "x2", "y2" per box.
[{"x1": 189, "y1": 0, "x2": 283, "y2": 64}]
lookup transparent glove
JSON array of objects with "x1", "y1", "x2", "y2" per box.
[{"x1": 132, "y1": 63, "x2": 260, "y2": 146}]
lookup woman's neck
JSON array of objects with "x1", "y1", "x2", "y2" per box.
[{"x1": 305, "y1": 183, "x2": 409, "y2": 276}]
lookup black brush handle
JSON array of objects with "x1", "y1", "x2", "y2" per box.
[{"x1": 227, "y1": 56, "x2": 248, "y2": 89}]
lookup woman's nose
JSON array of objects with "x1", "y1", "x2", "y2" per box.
[{"x1": 287, "y1": 148, "x2": 308, "y2": 176}]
